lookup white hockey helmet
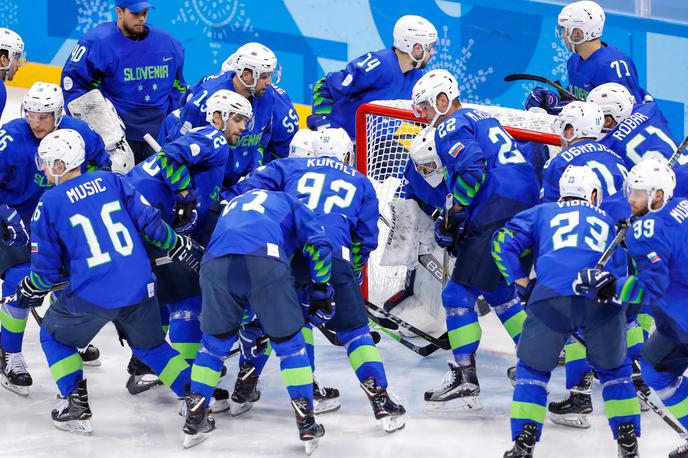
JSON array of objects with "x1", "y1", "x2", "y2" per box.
[
  {"x1": 204, "y1": 89, "x2": 253, "y2": 132},
  {"x1": 233, "y1": 42, "x2": 280, "y2": 91},
  {"x1": 552, "y1": 101, "x2": 603, "y2": 145},
  {"x1": 559, "y1": 164, "x2": 603, "y2": 207},
  {"x1": 22, "y1": 82, "x2": 65, "y2": 127},
  {"x1": 312, "y1": 127, "x2": 354, "y2": 166},
  {"x1": 289, "y1": 129, "x2": 318, "y2": 158},
  {"x1": 0, "y1": 28, "x2": 26, "y2": 81},
  {"x1": 586, "y1": 83, "x2": 635, "y2": 128},
  {"x1": 624, "y1": 157, "x2": 676, "y2": 213},
  {"x1": 412, "y1": 69, "x2": 460, "y2": 126},
  {"x1": 409, "y1": 127, "x2": 443, "y2": 188},
  {"x1": 557, "y1": 1, "x2": 605, "y2": 48},
  {"x1": 393, "y1": 15, "x2": 438, "y2": 69},
  {"x1": 36, "y1": 129, "x2": 85, "y2": 183},
  {"x1": 221, "y1": 52, "x2": 235, "y2": 73}
]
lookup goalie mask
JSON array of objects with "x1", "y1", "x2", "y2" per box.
[
  {"x1": 409, "y1": 127, "x2": 443, "y2": 188},
  {"x1": 586, "y1": 83, "x2": 635, "y2": 130},
  {"x1": 36, "y1": 129, "x2": 85, "y2": 185},
  {"x1": 22, "y1": 82, "x2": 65, "y2": 129},
  {"x1": 393, "y1": 15, "x2": 438, "y2": 69},
  {"x1": 559, "y1": 164, "x2": 603, "y2": 207},
  {"x1": 289, "y1": 129, "x2": 317, "y2": 158},
  {"x1": 233, "y1": 42, "x2": 280, "y2": 93},
  {"x1": 313, "y1": 127, "x2": 354, "y2": 166},
  {"x1": 557, "y1": 1, "x2": 605, "y2": 51},
  {"x1": 0, "y1": 28, "x2": 26, "y2": 82},
  {"x1": 552, "y1": 101, "x2": 603, "y2": 147},
  {"x1": 624, "y1": 157, "x2": 676, "y2": 213},
  {"x1": 412, "y1": 69, "x2": 459, "y2": 127},
  {"x1": 204, "y1": 89, "x2": 253, "y2": 132}
]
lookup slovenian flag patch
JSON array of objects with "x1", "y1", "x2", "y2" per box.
[
  {"x1": 647, "y1": 251, "x2": 661, "y2": 263},
  {"x1": 449, "y1": 141, "x2": 465, "y2": 157},
  {"x1": 31, "y1": 243, "x2": 38, "y2": 253}
]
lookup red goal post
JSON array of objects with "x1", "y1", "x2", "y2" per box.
[{"x1": 355, "y1": 100, "x2": 561, "y2": 305}]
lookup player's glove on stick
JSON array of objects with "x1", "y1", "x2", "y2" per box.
[
  {"x1": 0, "y1": 204, "x2": 29, "y2": 247},
  {"x1": 573, "y1": 267, "x2": 617, "y2": 302},
  {"x1": 16, "y1": 276, "x2": 50, "y2": 309},
  {"x1": 306, "y1": 114, "x2": 331, "y2": 131},
  {"x1": 239, "y1": 321, "x2": 268, "y2": 359},
  {"x1": 525, "y1": 87, "x2": 565, "y2": 115},
  {"x1": 434, "y1": 209, "x2": 467, "y2": 249},
  {"x1": 303, "y1": 282, "x2": 335, "y2": 327},
  {"x1": 173, "y1": 189, "x2": 199, "y2": 234},
  {"x1": 516, "y1": 281, "x2": 535, "y2": 304},
  {"x1": 168, "y1": 234, "x2": 204, "y2": 274}
]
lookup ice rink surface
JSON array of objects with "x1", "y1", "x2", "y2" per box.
[{"x1": 0, "y1": 87, "x2": 680, "y2": 457}]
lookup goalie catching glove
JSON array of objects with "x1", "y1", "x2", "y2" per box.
[
  {"x1": 168, "y1": 234, "x2": 204, "y2": 274},
  {"x1": 302, "y1": 282, "x2": 335, "y2": 327},
  {"x1": 16, "y1": 276, "x2": 50, "y2": 309},
  {"x1": 573, "y1": 267, "x2": 617, "y2": 302}
]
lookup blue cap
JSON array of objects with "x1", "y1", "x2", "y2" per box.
[{"x1": 116, "y1": 0, "x2": 154, "y2": 13}]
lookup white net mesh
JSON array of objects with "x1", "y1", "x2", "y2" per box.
[{"x1": 360, "y1": 100, "x2": 559, "y2": 305}]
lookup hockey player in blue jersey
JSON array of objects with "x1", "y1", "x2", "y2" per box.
[
  {"x1": 586, "y1": 82, "x2": 685, "y2": 169},
  {"x1": 308, "y1": 15, "x2": 437, "y2": 138},
  {"x1": 0, "y1": 82, "x2": 111, "y2": 396},
  {"x1": 15, "y1": 129, "x2": 203, "y2": 434},
  {"x1": 169, "y1": 42, "x2": 278, "y2": 187},
  {"x1": 225, "y1": 128, "x2": 406, "y2": 432},
  {"x1": 0, "y1": 28, "x2": 25, "y2": 118},
  {"x1": 493, "y1": 165, "x2": 640, "y2": 458},
  {"x1": 265, "y1": 85, "x2": 299, "y2": 161},
  {"x1": 409, "y1": 69, "x2": 537, "y2": 411},
  {"x1": 124, "y1": 89, "x2": 251, "y2": 396},
  {"x1": 182, "y1": 189, "x2": 333, "y2": 453},
  {"x1": 574, "y1": 157, "x2": 688, "y2": 458},
  {"x1": 61, "y1": 0, "x2": 186, "y2": 163},
  {"x1": 526, "y1": 1, "x2": 648, "y2": 115}
]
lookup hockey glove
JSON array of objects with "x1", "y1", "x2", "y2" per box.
[
  {"x1": 573, "y1": 268, "x2": 617, "y2": 302},
  {"x1": 434, "y1": 209, "x2": 467, "y2": 249},
  {"x1": 168, "y1": 234, "x2": 204, "y2": 274},
  {"x1": 238, "y1": 321, "x2": 268, "y2": 360},
  {"x1": 0, "y1": 204, "x2": 29, "y2": 248},
  {"x1": 306, "y1": 114, "x2": 331, "y2": 131},
  {"x1": 303, "y1": 282, "x2": 335, "y2": 327},
  {"x1": 525, "y1": 87, "x2": 564, "y2": 115},
  {"x1": 16, "y1": 276, "x2": 50, "y2": 309},
  {"x1": 515, "y1": 281, "x2": 535, "y2": 304},
  {"x1": 173, "y1": 189, "x2": 199, "y2": 235}
]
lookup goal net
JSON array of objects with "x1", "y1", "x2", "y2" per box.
[{"x1": 356, "y1": 100, "x2": 561, "y2": 308}]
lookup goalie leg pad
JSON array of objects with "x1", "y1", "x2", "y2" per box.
[{"x1": 337, "y1": 325, "x2": 387, "y2": 388}]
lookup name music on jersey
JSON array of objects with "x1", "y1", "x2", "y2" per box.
[{"x1": 66, "y1": 177, "x2": 107, "y2": 204}]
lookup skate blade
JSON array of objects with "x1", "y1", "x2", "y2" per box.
[
  {"x1": 229, "y1": 400, "x2": 253, "y2": 417},
  {"x1": 314, "y1": 398, "x2": 341, "y2": 415},
  {"x1": 82, "y1": 358, "x2": 102, "y2": 367},
  {"x1": 53, "y1": 419, "x2": 93, "y2": 434},
  {"x1": 381, "y1": 415, "x2": 405, "y2": 433},
  {"x1": 0, "y1": 376, "x2": 30, "y2": 397},
  {"x1": 183, "y1": 431, "x2": 209, "y2": 449},
  {"x1": 210, "y1": 399, "x2": 230, "y2": 414},
  {"x1": 126, "y1": 374, "x2": 163, "y2": 395},
  {"x1": 549, "y1": 412, "x2": 591, "y2": 429},
  {"x1": 304, "y1": 438, "x2": 319, "y2": 456},
  {"x1": 424, "y1": 396, "x2": 482, "y2": 413}
]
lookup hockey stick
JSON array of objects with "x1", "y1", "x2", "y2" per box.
[
  {"x1": 366, "y1": 300, "x2": 450, "y2": 350},
  {"x1": 442, "y1": 194, "x2": 453, "y2": 286},
  {"x1": 368, "y1": 319, "x2": 443, "y2": 357},
  {"x1": 504, "y1": 73, "x2": 580, "y2": 101}
]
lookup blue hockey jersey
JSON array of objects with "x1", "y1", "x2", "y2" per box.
[
  {"x1": 434, "y1": 108, "x2": 540, "y2": 232},
  {"x1": 492, "y1": 199, "x2": 625, "y2": 303},
  {"x1": 125, "y1": 125, "x2": 228, "y2": 233},
  {"x1": 599, "y1": 102, "x2": 682, "y2": 169},
  {"x1": 541, "y1": 140, "x2": 630, "y2": 221},
  {"x1": 567, "y1": 43, "x2": 648, "y2": 103},
  {"x1": 225, "y1": 156, "x2": 378, "y2": 270},
  {"x1": 264, "y1": 85, "x2": 298, "y2": 162},
  {"x1": 61, "y1": 22, "x2": 186, "y2": 141},
  {"x1": 312, "y1": 48, "x2": 423, "y2": 139},
  {"x1": 0, "y1": 117, "x2": 111, "y2": 224},
  {"x1": 0, "y1": 81, "x2": 6, "y2": 119},
  {"x1": 205, "y1": 189, "x2": 332, "y2": 284},
  {"x1": 616, "y1": 198, "x2": 688, "y2": 343},
  {"x1": 29, "y1": 171, "x2": 177, "y2": 309}
]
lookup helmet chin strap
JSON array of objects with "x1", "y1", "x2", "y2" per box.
[{"x1": 236, "y1": 69, "x2": 257, "y2": 96}]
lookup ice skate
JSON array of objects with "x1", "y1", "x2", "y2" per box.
[
  {"x1": 669, "y1": 438, "x2": 688, "y2": 458},
  {"x1": 548, "y1": 371, "x2": 593, "y2": 428},
  {"x1": 51, "y1": 379, "x2": 92, "y2": 434},
  {"x1": 229, "y1": 362, "x2": 261, "y2": 416},
  {"x1": 313, "y1": 374, "x2": 340, "y2": 414},
  {"x1": 182, "y1": 393, "x2": 215, "y2": 448},
  {"x1": 424, "y1": 360, "x2": 481, "y2": 413},
  {"x1": 360, "y1": 376, "x2": 406, "y2": 432},
  {"x1": 616, "y1": 422, "x2": 639, "y2": 457},
  {"x1": 0, "y1": 349, "x2": 32, "y2": 396},
  {"x1": 78, "y1": 344, "x2": 101, "y2": 367},
  {"x1": 125, "y1": 354, "x2": 162, "y2": 395},
  {"x1": 503, "y1": 423, "x2": 538, "y2": 458},
  {"x1": 292, "y1": 397, "x2": 325, "y2": 455}
]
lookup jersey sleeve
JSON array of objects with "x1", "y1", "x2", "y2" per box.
[
  {"x1": 28, "y1": 200, "x2": 62, "y2": 290},
  {"x1": 169, "y1": 38, "x2": 187, "y2": 110},
  {"x1": 61, "y1": 36, "x2": 109, "y2": 107},
  {"x1": 491, "y1": 207, "x2": 536, "y2": 284},
  {"x1": 439, "y1": 125, "x2": 487, "y2": 208},
  {"x1": 540, "y1": 157, "x2": 562, "y2": 203},
  {"x1": 266, "y1": 88, "x2": 299, "y2": 160},
  {"x1": 289, "y1": 194, "x2": 333, "y2": 284},
  {"x1": 116, "y1": 176, "x2": 177, "y2": 251},
  {"x1": 614, "y1": 216, "x2": 671, "y2": 306},
  {"x1": 351, "y1": 178, "x2": 380, "y2": 273}
]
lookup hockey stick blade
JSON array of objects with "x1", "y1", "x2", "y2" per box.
[
  {"x1": 368, "y1": 320, "x2": 442, "y2": 357},
  {"x1": 366, "y1": 300, "x2": 450, "y2": 350},
  {"x1": 504, "y1": 73, "x2": 580, "y2": 101}
]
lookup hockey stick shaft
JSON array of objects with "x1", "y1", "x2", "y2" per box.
[
  {"x1": 143, "y1": 133, "x2": 163, "y2": 153},
  {"x1": 366, "y1": 300, "x2": 450, "y2": 349},
  {"x1": 368, "y1": 319, "x2": 442, "y2": 356},
  {"x1": 442, "y1": 194, "x2": 453, "y2": 286},
  {"x1": 570, "y1": 333, "x2": 686, "y2": 436},
  {"x1": 504, "y1": 73, "x2": 580, "y2": 101},
  {"x1": 668, "y1": 135, "x2": 688, "y2": 168}
]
